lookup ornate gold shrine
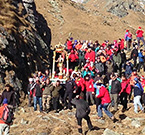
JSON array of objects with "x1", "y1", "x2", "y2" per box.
[{"x1": 51, "y1": 43, "x2": 69, "y2": 82}]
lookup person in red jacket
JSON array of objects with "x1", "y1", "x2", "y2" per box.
[
  {"x1": 75, "y1": 75, "x2": 85, "y2": 99},
  {"x1": 83, "y1": 59, "x2": 92, "y2": 71},
  {"x1": 67, "y1": 38, "x2": 73, "y2": 51},
  {"x1": 96, "y1": 81, "x2": 114, "y2": 120},
  {"x1": 85, "y1": 48, "x2": 95, "y2": 67},
  {"x1": 119, "y1": 75, "x2": 131, "y2": 112},
  {"x1": 0, "y1": 99, "x2": 11, "y2": 135},
  {"x1": 136, "y1": 27, "x2": 145, "y2": 47},
  {"x1": 69, "y1": 50, "x2": 79, "y2": 70},
  {"x1": 84, "y1": 75, "x2": 95, "y2": 104}
]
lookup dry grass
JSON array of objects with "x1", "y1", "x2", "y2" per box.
[{"x1": 0, "y1": 0, "x2": 31, "y2": 35}]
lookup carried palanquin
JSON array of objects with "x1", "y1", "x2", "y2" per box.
[{"x1": 51, "y1": 43, "x2": 69, "y2": 83}]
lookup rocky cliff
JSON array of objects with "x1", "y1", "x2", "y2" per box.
[{"x1": 0, "y1": 0, "x2": 51, "y2": 92}]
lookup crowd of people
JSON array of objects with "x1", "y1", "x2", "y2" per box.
[{"x1": 0, "y1": 26, "x2": 145, "y2": 134}]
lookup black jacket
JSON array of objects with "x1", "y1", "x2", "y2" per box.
[
  {"x1": 34, "y1": 83, "x2": 42, "y2": 97},
  {"x1": 27, "y1": 83, "x2": 35, "y2": 93},
  {"x1": 120, "y1": 52, "x2": 126, "y2": 63},
  {"x1": 111, "y1": 79, "x2": 121, "y2": 94},
  {"x1": 65, "y1": 80, "x2": 78, "y2": 93},
  {"x1": 131, "y1": 48, "x2": 138, "y2": 58},
  {"x1": 0, "y1": 90, "x2": 16, "y2": 107},
  {"x1": 71, "y1": 98, "x2": 90, "y2": 118}
]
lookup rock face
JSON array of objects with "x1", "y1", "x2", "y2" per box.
[
  {"x1": 0, "y1": 0, "x2": 51, "y2": 93},
  {"x1": 105, "y1": 0, "x2": 145, "y2": 17}
]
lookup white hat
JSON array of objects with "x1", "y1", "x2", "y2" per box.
[{"x1": 29, "y1": 78, "x2": 33, "y2": 82}]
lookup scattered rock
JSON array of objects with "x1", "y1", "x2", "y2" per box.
[
  {"x1": 131, "y1": 120, "x2": 142, "y2": 128},
  {"x1": 26, "y1": 128, "x2": 35, "y2": 132},
  {"x1": 67, "y1": 112, "x2": 75, "y2": 116},
  {"x1": 37, "y1": 115, "x2": 43, "y2": 118},
  {"x1": 142, "y1": 127, "x2": 145, "y2": 134},
  {"x1": 20, "y1": 108, "x2": 26, "y2": 113},
  {"x1": 21, "y1": 118, "x2": 29, "y2": 125},
  {"x1": 96, "y1": 119, "x2": 105, "y2": 124},
  {"x1": 103, "y1": 128, "x2": 120, "y2": 135},
  {"x1": 10, "y1": 124, "x2": 19, "y2": 128},
  {"x1": 37, "y1": 133, "x2": 49, "y2": 135},
  {"x1": 124, "y1": 117, "x2": 132, "y2": 121}
]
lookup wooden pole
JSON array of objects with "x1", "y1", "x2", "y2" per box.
[
  {"x1": 52, "y1": 51, "x2": 56, "y2": 79},
  {"x1": 66, "y1": 52, "x2": 69, "y2": 78}
]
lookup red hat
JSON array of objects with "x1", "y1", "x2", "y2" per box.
[
  {"x1": 126, "y1": 30, "x2": 129, "y2": 32},
  {"x1": 138, "y1": 27, "x2": 141, "y2": 29}
]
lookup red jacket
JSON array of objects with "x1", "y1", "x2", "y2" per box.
[
  {"x1": 136, "y1": 30, "x2": 144, "y2": 37},
  {"x1": 67, "y1": 40, "x2": 73, "y2": 50},
  {"x1": 69, "y1": 53, "x2": 79, "y2": 62},
  {"x1": 0, "y1": 104, "x2": 8, "y2": 124},
  {"x1": 141, "y1": 79, "x2": 145, "y2": 88},
  {"x1": 84, "y1": 79, "x2": 94, "y2": 92},
  {"x1": 84, "y1": 63, "x2": 92, "y2": 71},
  {"x1": 120, "y1": 80, "x2": 131, "y2": 94},
  {"x1": 106, "y1": 49, "x2": 113, "y2": 56},
  {"x1": 85, "y1": 51, "x2": 95, "y2": 62},
  {"x1": 75, "y1": 78, "x2": 85, "y2": 91},
  {"x1": 97, "y1": 86, "x2": 111, "y2": 105},
  {"x1": 119, "y1": 39, "x2": 124, "y2": 50}
]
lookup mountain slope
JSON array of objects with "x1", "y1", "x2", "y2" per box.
[{"x1": 35, "y1": 0, "x2": 145, "y2": 45}]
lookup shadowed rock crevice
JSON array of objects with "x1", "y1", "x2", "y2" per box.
[{"x1": 0, "y1": 0, "x2": 51, "y2": 93}]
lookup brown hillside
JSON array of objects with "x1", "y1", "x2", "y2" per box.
[{"x1": 35, "y1": 0, "x2": 145, "y2": 45}]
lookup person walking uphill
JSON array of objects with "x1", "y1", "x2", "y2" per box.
[
  {"x1": 96, "y1": 81, "x2": 114, "y2": 121},
  {"x1": 51, "y1": 80, "x2": 62, "y2": 113},
  {"x1": 27, "y1": 78, "x2": 35, "y2": 107},
  {"x1": 110, "y1": 74, "x2": 121, "y2": 111},
  {"x1": 0, "y1": 99, "x2": 14, "y2": 135},
  {"x1": 71, "y1": 95, "x2": 93, "y2": 134},
  {"x1": 119, "y1": 75, "x2": 131, "y2": 112},
  {"x1": 133, "y1": 78, "x2": 144, "y2": 113},
  {"x1": 0, "y1": 84, "x2": 16, "y2": 108},
  {"x1": 42, "y1": 78, "x2": 54, "y2": 112},
  {"x1": 125, "y1": 30, "x2": 132, "y2": 51},
  {"x1": 64, "y1": 77, "x2": 78, "y2": 110},
  {"x1": 136, "y1": 27, "x2": 145, "y2": 47},
  {"x1": 33, "y1": 78, "x2": 43, "y2": 112},
  {"x1": 138, "y1": 49, "x2": 145, "y2": 72}
]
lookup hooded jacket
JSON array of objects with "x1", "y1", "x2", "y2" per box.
[
  {"x1": 120, "y1": 80, "x2": 131, "y2": 95},
  {"x1": 136, "y1": 30, "x2": 144, "y2": 37},
  {"x1": 97, "y1": 86, "x2": 111, "y2": 104}
]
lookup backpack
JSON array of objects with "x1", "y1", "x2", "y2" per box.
[{"x1": 1, "y1": 106, "x2": 14, "y2": 124}]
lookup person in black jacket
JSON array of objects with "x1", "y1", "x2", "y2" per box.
[
  {"x1": 0, "y1": 84, "x2": 15, "y2": 108},
  {"x1": 130, "y1": 45, "x2": 138, "y2": 68},
  {"x1": 33, "y1": 78, "x2": 43, "y2": 112},
  {"x1": 120, "y1": 49, "x2": 126, "y2": 70},
  {"x1": 71, "y1": 95, "x2": 93, "y2": 134},
  {"x1": 64, "y1": 77, "x2": 78, "y2": 110},
  {"x1": 110, "y1": 74, "x2": 121, "y2": 111}
]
